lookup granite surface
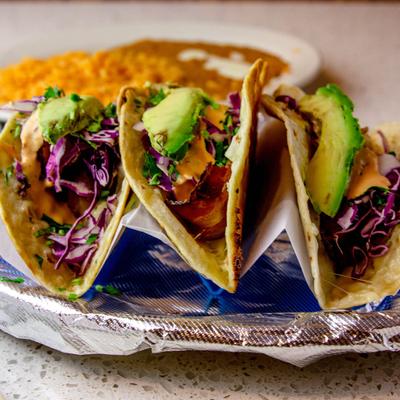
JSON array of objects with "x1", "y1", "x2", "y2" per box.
[
  {"x1": 0, "y1": 1, "x2": 400, "y2": 399},
  {"x1": 1, "y1": 330, "x2": 399, "y2": 400}
]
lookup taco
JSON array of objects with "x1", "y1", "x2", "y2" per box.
[
  {"x1": 118, "y1": 60, "x2": 267, "y2": 292},
  {"x1": 263, "y1": 84, "x2": 400, "y2": 309},
  {"x1": 0, "y1": 88, "x2": 130, "y2": 297}
]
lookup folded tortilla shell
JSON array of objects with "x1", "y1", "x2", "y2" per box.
[
  {"x1": 118, "y1": 59, "x2": 267, "y2": 292},
  {"x1": 0, "y1": 114, "x2": 130, "y2": 297}
]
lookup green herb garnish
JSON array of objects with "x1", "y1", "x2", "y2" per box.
[
  {"x1": 68, "y1": 293, "x2": 78, "y2": 301},
  {"x1": 215, "y1": 142, "x2": 229, "y2": 167},
  {"x1": 12, "y1": 124, "x2": 22, "y2": 139},
  {"x1": 4, "y1": 165, "x2": 14, "y2": 185},
  {"x1": 167, "y1": 163, "x2": 178, "y2": 178},
  {"x1": 86, "y1": 234, "x2": 98, "y2": 245},
  {"x1": 70, "y1": 93, "x2": 82, "y2": 102},
  {"x1": 148, "y1": 88, "x2": 166, "y2": 106},
  {"x1": 44, "y1": 86, "x2": 64, "y2": 100},
  {"x1": 100, "y1": 190, "x2": 110, "y2": 200},
  {"x1": 0, "y1": 276, "x2": 24, "y2": 284},
  {"x1": 71, "y1": 277, "x2": 83, "y2": 286},
  {"x1": 57, "y1": 287, "x2": 66, "y2": 292},
  {"x1": 34, "y1": 254, "x2": 43, "y2": 268},
  {"x1": 201, "y1": 130, "x2": 210, "y2": 139},
  {"x1": 87, "y1": 116, "x2": 102, "y2": 133},
  {"x1": 143, "y1": 152, "x2": 161, "y2": 185},
  {"x1": 95, "y1": 284, "x2": 121, "y2": 296},
  {"x1": 104, "y1": 103, "x2": 117, "y2": 118}
]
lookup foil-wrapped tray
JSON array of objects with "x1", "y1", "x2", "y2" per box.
[{"x1": 0, "y1": 230, "x2": 399, "y2": 367}]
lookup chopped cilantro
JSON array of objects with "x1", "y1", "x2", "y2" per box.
[
  {"x1": 105, "y1": 285, "x2": 121, "y2": 295},
  {"x1": 143, "y1": 152, "x2": 161, "y2": 185},
  {"x1": 12, "y1": 124, "x2": 22, "y2": 139},
  {"x1": 57, "y1": 287, "x2": 66, "y2": 292},
  {"x1": 167, "y1": 163, "x2": 178, "y2": 178},
  {"x1": 201, "y1": 130, "x2": 210, "y2": 139},
  {"x1": 87, "y1": 116, "x2": 102, "y2": 133},
  {"x1": 4, "y1": 165, "x2": 13, "y2": 185},
  {"x1": 44, "y1": 86, "x2": 64, "y2": 100},
  {"x1": 100, "y1": 190, "x2": 110, "y2": 200},
  {"x1": 0, "y1": 276, "x2": 24, "y2": 284},
  {"x1": 70, "y1": 93, "x2": 82, "y2": 102},
  {"x1": 34, "y1": 254, "x2": 43, "y2": 269},
  {"x1": 95, "y1": 284, "x2": 121, "y2": 296},
  {"x1": 39, "y1": 215, "x2": 72, "y2": 237},
  {"x1": 104, "y1": 103, "x2": 117, "y2": 118},
  {"x1": 203, "y1": 94, "x2": 219, "y2": 110},
  {"x1": 215, "y1": 142, "x2": 228, "y2": 167},
  {"x1": 71, "y1": 277, "x2": 82, "y2": 286},
  {"x1": 148, "y1": 88, "x2": 166, "y2": 106},
  {"x1": 86, "y1": 234, "x2": 98, "y2": 245},
  {"x1": 45, "y1": 240, "x2": 53, "y2": 247},
  {"x1": 94, "y1": 284, "x2": 104, "y2": 293},
  {"x1": 68, "y1": 293, "x2": 78, "y2": 301},
  {"x1": 222, "y1": 113, "x2": 240, "y2": 136}
]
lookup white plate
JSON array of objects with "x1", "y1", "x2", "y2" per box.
[{"x1": 0, "y1": 22, "x2": 320, "y2": 120}]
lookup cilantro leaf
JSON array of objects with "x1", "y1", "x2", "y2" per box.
[
  {"x1": 95, "y1": 284, "x2": 121, "y2": 296},
  {"x1": 148, "y1": 88, "x2": 166, "y2": 106},
  {"x1": 34, "y1": 254, "x2": 43, "y2": 269},
  {"x1": 167, "y1": 163, "x2": 178, "y2": 178},
  {"x1": 215, "y1": 142, "x2": 228, "y2": 167},
  {"x1": 143, "y1": 152, "x2": 161, "y2": 185},
  {"x1": 4, "y1": 165, "x2": 14, "y2": 185},
  {"x1": 94, "y1": 284, "x2": 104, "y2": 293},
  {"x1": 105, "y1": 285, "x2": 121, "y2": 295},
  {"x1": 104, "y1": 103, "x2": 117, "y2": 118},
  {"x1": 12, "y1": 124, "x2": 22, "y2": 139},
  {"x1": 203, "y1": 94, "x2": 219, "y2": 110},
  {"x1": 86, "y1": 116, "x2": 102, "y2": 133},
  {"x1": 68, "y1": 293, "x2": 78, "y2": 301},
  {"x1": 44, "y1": 86, "x2": 64, "y2": 100},
  {"x1": 86, "y1": 234, "x2": 98, "y2": 245},
  {"x1": 71, "y1": 277, "x2": 82, "y2": 286},
  {"x1": 100, "y1": 190, "x2": 110, "y2": 200},
  {"x1": 70, "y1": 93, "x2": 82, "y2": 102},
  {"x1": 0, "y1": 276, "x2": 24, "y2": 284}
]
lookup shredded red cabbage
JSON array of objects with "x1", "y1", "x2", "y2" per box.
[
  {"x1": 321, "y1": 163, "x2": 400, "y2": 278},
  {"x1": 46, "y1": 137, "x2": 67, "y2": 192}
]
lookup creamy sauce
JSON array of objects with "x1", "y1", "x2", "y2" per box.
[{"x1": 347, "y1": 147, "x2": 390, "y2": 199}]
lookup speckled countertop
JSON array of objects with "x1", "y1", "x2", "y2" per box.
[
  {"x1": 1, "y1": 330, "x2": 399, "y2": 400},
  {"x1": 1, "y1": 1, "x2": 400, "y2": 399}
]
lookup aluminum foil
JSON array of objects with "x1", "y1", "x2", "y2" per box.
[{"x1": 0, "y1": 230, "x2": 399, "y2": 367}]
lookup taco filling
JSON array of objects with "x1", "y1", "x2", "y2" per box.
[
  {"x1": 118, "y1": 59, "x2": 267, "y2": 292},
  {"x1": 0, "y1": 87, "x2": 129, "y2": 295},
  {"x1": 264, "y1": 84, "x2": 400, "y2": 308},
  {"x1": 139, "y1": 87, "x2": 240, "y2": 240}
]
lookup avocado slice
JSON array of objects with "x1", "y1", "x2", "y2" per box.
[
  {"x1": 39, "y1": 95, "x2": 103, "y2": 144},
  {"x1": 299, "y1": 84, "x2": 363, "y2": 217},
  {"x1": 142, "y1": 88, "x2": 207, "y2": 157}
]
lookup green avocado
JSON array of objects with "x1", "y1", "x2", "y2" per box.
[
  {"x1": 38, "y1": 95, "x2": 103, "y2": 144},
  {"x1": 299, "y1": 84, "x2": 364, "y2": 217},
  {"x1": 142, "y1": 88, "x2": 207, "y2": 157}
]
